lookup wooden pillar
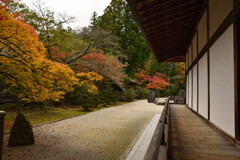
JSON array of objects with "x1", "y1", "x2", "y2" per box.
[
  {"x1": 207, "y1": 4, "x2": 210, "y2": 121},
  {"x1": 0, "y1": 111, "x2": 5, "y2": 160},
  {"x1": 191, "y1": 44, "x2": 193, "y2": 109},
  {"x1": 197, "y1": 31, "x2": 199, "y2": 113},
  {"x1": 234, "y1": 1, "x2": 240, "y2": 140}
]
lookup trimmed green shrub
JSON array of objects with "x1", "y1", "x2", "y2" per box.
[
  {"x1": 135, "y1": 86, "x2": 150, "y2": 99},
  {"x1": 126, "y1": 88, "x2": 135, "y2": 102},
  {"x1": 68, "y1": 83, "x2": 97, "y2": 110},
  {"x1": 0, "y1": 104, "x2": 10, "y2": 111}
]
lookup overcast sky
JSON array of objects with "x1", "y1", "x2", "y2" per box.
[{"x1": 20, "y1": 0, "x2": 111, "y2": 29}]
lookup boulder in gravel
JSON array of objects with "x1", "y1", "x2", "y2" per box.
[
  {"x1": 8, "y1": 113, "x2": 34, "y2": 147},
  {"x1": 147, "y1": 90, "x2": 155, "y2": 103},
  {"x1": 154, "y1": 99, "x2": 166, "y2": 105},
  {"x1": 179, "y1": 89, "x2": 185, "y2": 97}
]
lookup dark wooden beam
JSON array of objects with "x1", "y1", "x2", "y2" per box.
[
  {"x1": 206, "y1": 4, "x2": 210, "y2": 121},
  {"x1": 143, "y1": 5, "x2": 201, "y2": 28},
  {"x1": 141, "y1": 0, "x2": 200, "y2": 22},
  {"x1": 155, "y1": 51, "x2": 185, "y2": 62},
  {"x1": 151, "y1": 35, "x2": 189, "y2": 43},
  {"x1": 197, "y1": 30, "x2": 199, "y2": 113},
  {"x1": 191, "y1": 43, "x2": 193, "y2": 109},
  {"x1": 147, "y1": 21, "x2": 196, "y2": 37},
  {"x1": 234, "y1": 0, "x2": 240, "y2": 140},
  {"x1": 135, "y1": 0, "x2": 181, "y2": 15}
]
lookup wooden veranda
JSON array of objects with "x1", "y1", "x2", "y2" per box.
[
  {"x1": 146, "y1": 99, "x2": 240, "y2": 160},
  {"x1": 169, "y1": 104, "x2": 240, "y2": 160}
]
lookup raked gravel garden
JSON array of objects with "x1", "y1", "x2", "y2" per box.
[{"x1": 3, "y1": 100, "x2": 163, "y2": 160}]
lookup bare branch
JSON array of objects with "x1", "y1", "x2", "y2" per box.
[
  {"x1": 66, "y1": 45, "x2": 94, "y2": 64},
  {"x1": 57, "y1": 12, "x2": 75, "y2": 25}
]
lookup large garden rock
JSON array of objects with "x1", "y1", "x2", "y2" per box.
[
  {"x1": 147, "y1": 90, "x2": 155, "y2": 103},
  {"x1": 179, "y1": 89, "x2": 185, "y2": 97},
  {"x1": 8, "y1": 113, "x2": 34, "y2": 147}
]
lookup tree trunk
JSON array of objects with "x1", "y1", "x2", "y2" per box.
[
  {"x1": 44, "y1": 102, "x2": 47, "y2": 113},
  {"x1": 17, "y1": 101, "x2": 21, "y2": 113}
]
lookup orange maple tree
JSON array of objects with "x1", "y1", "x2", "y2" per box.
[
  {"x1": 0, "y1": 2, "x2": 79, "y2": 103},
  {"x1": 135, "y1": 69, "x2": 169, "y2": 90},
  {"x1": 70, "y1": 52, "x2": 126, "y2": 91}
]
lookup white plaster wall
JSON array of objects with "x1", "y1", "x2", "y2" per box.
[
  {"x1": 198, "y1": 53, "x2": 208, "y2": 119},
  {"x1": 193, "y1": 65, "x2": 198, "y2": 111},
  {"x1": 209, "y1": 24, "x2": 235, "y2": 137},
  {"x1": 186, "y1": 75, "x2": 188, "y2": 105},
  {"x1": 188, "y1": 70, "x2": 192, "y2": 108}
]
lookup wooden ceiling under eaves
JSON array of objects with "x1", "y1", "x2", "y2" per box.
[{"x1": 127, "y1": 0, "x2": 205, "y2": 62}]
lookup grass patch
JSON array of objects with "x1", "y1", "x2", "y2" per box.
[{"x1": 4, "y1": 101, "x2": 129, "y2": 132}]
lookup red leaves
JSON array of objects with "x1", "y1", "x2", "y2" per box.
[
  {"x1": 80, "y1": 52, "x2": 126, "y2": 88},
  {"x1": 49, "y1": 46, "x2": 71, "y2": 62},
  {"x1": 135, "y1": 69, "x2": 169, "y2": 90}
]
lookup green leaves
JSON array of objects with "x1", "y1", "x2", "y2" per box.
[{"x1": 97, "y1": 0, "x2": 151, "y2": 76}]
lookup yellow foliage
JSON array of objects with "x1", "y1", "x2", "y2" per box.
[
  {"x1": 87, "y1": 85, "x2": 99, "y2": 95},
  {"x1": 176, "y1": 62, "x2": 185, "y2": 84},
  {"x1": 76, "y1": 71, "x2": 103, "y2": 94},
  {"x1": 0, "y1": 6, "x2": 78, "y2": 102}
]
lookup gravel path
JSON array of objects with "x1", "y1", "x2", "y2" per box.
[{"x1": 3, "y1": 100, "x2": 163, "y2": 160}]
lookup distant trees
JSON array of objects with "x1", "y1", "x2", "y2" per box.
[
  {"x1": 176, "y1": 62, "x2": 185, "y2": 85},
  {"x1": 23, "y1": 0, "x2": 75, "y2": 60},
  {"x1": 95, "y1": 0, "x2": 151, "y2": 76},
  {"x1": 65, "y1": 26, "x2": 122, "y2": 65},
  {"x1": 143, "y1": 57, "x2": 186, "y2": 96}
]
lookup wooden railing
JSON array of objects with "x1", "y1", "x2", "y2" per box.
[
  {"x1": 0, "y1": 94, "x2": 18, "y2": 104},
  {"x1": 0, "y1": 111, "x2": 5, "y2": 160},
  {"x1": 144, "y1": 98, "x2": 169, "y2": 160},
  {"x1": 169, "y1": 96, "x2": 185, "y2": 104}
]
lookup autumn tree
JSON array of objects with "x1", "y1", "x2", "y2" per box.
[
  {"x1": 135, "y1": 69, "x2": 169, "y2": 91},
  {"x1": 0, "y1": 2, "x2": 79, "y2": 107},
  {"x1": 10, "y1": 0, "x2": 75, "y2": 60},
  {"x1": 70, "y1": 52, "x2": 126, "y2": 91},
  {"x1": 176, "y1": 62, "x2": 185, "y2": 90},
  {"x1": 76, "y1": 71, "x2": 103, "y2": 94},
  {"x1": 65, "y1": 26, "x2": 122, "y2": 64}
]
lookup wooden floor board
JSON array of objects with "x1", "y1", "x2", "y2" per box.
[{"x1": 168, "y1": 105, "x2": 240, "y2": 160}]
